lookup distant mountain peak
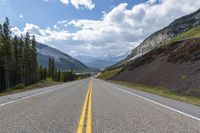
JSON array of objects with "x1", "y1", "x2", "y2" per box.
[
  {"x1": 36, "y1": 43, "x2": 97, "y2": 72},
  {"x1": 75, "y1": 52, "x2": 129, "y2": 69}
]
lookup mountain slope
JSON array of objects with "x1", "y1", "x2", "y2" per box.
[
  {"x1": 126, "y1": 8, "x2": 200, "y2": 61},
  {"x1": 75, "y1": 52, "x2": 129, "y2": 69},
  {"x1": 107, "y1": 8, "x2": 200, "y2": 70},
  {"x1": 37, "y1": 43, "x2": 95, "y2": 72},
  {"x1": 167, "y1": 25, "x2": 200, "y2": 43},
  {"x1": 100, "y1": 9, "x2": 200, "y2": 97},
  {"x1": 112, "y1": 37, "x2": 200, "y2": 96}
]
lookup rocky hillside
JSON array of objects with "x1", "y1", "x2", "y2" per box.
[
  {"x1": 37, "y1": 43, "x2": 97, "y2": 72},
  {"x1": 127, "y1": 8, "x2": 200, "y2": 61},
  {"x1": 106, "y1": 9, "x2": 200, "y2": 97},
  {"x1": 112, "y1": 38, "x2": 200, "y2": 96}
]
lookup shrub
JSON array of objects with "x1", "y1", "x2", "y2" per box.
[{"x1": 11, "y1": 83, "x2": 26, "y2": 90}]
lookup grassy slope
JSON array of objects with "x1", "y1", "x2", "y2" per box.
[
  {"x1": 98, "y1": 67, "x2": 122, "y2": 80},
  {"x1": 111, "y1": 81, "x2": 200, "y2": 106},
  {"x1": 167, "y1": 25, "x2": 200, "y2": 44}
]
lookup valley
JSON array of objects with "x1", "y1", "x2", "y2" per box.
[{"x1": 1, "y1": 1, "x2": 200, "y2": 133}]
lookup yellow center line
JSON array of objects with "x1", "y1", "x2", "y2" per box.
[
  {"x1": 76, "y1": 79, "x2": 93, "y2": 133},
  {"x1": 86, "y1": 80, "x2": 92, "y2": 133}
]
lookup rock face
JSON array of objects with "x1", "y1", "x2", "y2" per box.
[
  {"x1": 36, "y1": 43, "x2": 95, "y2": 72},
  {"x1": 127, "y1": 9, "x2": 200, "y2": 61}
]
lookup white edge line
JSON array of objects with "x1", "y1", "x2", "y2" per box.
[
  {"x1": 114, "y1": 86, "x2": 200, "y2": 122},
  {"x1": 0, "y1": 84, "x2": 69, "y2": 107}
]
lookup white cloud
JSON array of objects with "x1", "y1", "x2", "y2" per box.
[
  {"x1": 59, "y1": 0, "x2": 95, "y2": 10},
  {"x1": 11, "y1": 27, "x2": 21, "y2": 36},
  {"x1": 53, "y1": 24, "x2": 59, "y2": 29},
  {"x1": 12, "y1": 0, "x2": 200, "y2": 57},
  {"x1": 11, "y1": 23, "x2": 72, "y2": 44},
  {"x1": 57, "y1": 20, "x2": 68, "y2": 24},
  {"x1": 19, "y1": 14, "x2": 23, "y2": 18},
  {"x1": 70, "y1": 0, "x2": 95, "y2": 10},
  {"x1": 66, "y1": 0, "x2": 200, "y2": 55},
  {"x1": 59, "y1": 0, "x2": 69, "y2": 5}
]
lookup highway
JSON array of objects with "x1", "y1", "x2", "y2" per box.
[{"x1": 0, "y1": 78, "x2": 199, "y2": 133}]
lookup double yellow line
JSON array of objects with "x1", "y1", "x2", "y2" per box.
[{"x1": 77, "y1": 80, "x2": 93, "y2": 133}]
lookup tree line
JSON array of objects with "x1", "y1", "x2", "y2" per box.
[
  {"x1": 0, "y1": 18, "x2": 82, "y2": 92},
  {"x1": 0, "y1": 17, "x2": 39, "y2": 91},
  {"x1": 38, "y1": 57, "x2": 77, "y2": 82}
]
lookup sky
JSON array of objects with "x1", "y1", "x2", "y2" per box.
[{"x1": 0, "y1": 0, "x2": 200, "y2": 58}]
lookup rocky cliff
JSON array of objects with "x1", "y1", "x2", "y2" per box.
[{"x1": 127, "y1": 9, "x2": 200, "y2": 61}]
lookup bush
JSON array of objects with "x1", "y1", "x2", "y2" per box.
[
  {"x1": 39, "y1": 80, "x2": 46, "y2": 83},
  {"x1": 46, "y1": 78, "x2": 53, "y2": 82},
  {"x1": 11, "y1": 83, "x2": 26, "y2": 90}
]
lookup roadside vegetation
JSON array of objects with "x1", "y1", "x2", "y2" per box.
[
  {"x1": 0, "y1": 78, "x2": 61, "y2": 96},
  {"x1": 0, "y1": 17, "x2": 41, "y2": 93},
  {"x1": 166, "y1": 25, "x2": 200, "y2": 44},
  {"x1": 97, "y1": 67, "x2": 122, "y2": 80},
  {"x1": 111, "y1": 81, "x2": 200, "y2": 106},
  {"x1": 0, "y1": 18, "x2": 91, "y2": 95}
]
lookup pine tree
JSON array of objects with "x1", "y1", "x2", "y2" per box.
[
  {"x1": 48, "y1": 58, "x2": 52, "y2": 77},
  {"x1": 43, "y1": 67, "x2": 47, "y2": 80},
  {"x1": 24, "y1": 32, "x2": 31, "y2": 85},
  {"x1": 0, "y1": 17, "x2": 12, "y2": 90},
  {"x1": 52, "y1": 58, "x2": 55, "y2": 79},
  {"x1": 31, "y1": 35, "x2": 37, "y2": 83},
  {"x1": 48, "y1": 57, "x2": 56, "y2": 79},
  {"x1": 0, "y1": 24, "x2": 4, "y2": 91},
  {"x1": 18, "y1": 36, "x2": 25, "y2": 83},
  {"x1": 11, "y1": 35, "x2": 19, "y2": 85},
  {"x1": 58, "y1": 70, "x2": 62, "y2": 81},
  {"x1": 38, "y1": 65, "x2": 43, "y2": 81}
]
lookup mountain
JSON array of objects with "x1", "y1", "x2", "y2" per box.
[
  {"x1": 125, "y1": 8, "x2": 200, "y2": 62},
  {"x1": 105, "y1": 9, "x2": 200, "y2": 96},
  {"x1": 36, "y1": 43, "x2": 97, "y2": 72},
  {"x1": 107, "y1": 8, "x2": 200, "y2": 70},
  {"x1": 112, "y1": 37, "x2": 200, "y2": 96},
  {"x1": 75, "y1": 52, "x2": 129, "y2": 69}
]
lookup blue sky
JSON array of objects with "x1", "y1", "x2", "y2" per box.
[
  {"x1": 0, "y1": 0, "x2": 146, "y2": 30},
  {"x1": 0, "y1": 0, "x2": 200, "y2": 58}
]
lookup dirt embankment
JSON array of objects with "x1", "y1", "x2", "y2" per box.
[{"x1": 112, "y1": 38, "x2": 200, "y2": 96}]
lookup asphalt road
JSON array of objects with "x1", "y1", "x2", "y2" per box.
[{"x1": 0, "y1": 78, "x2": 199, "y2": 133}]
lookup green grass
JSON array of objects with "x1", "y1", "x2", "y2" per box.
[
  {"x1": 98, "y1": 67, "x2": 123, "y2": 80},
  {"x1": 166, "y1": 25, "x2": 200, "y2": 44},
  {"x1": 111, "y1": 80, "x2": 200, "y2": 106},
  {"x1": 0, "y1": 79, "x2": 63, "y2": 96}
]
